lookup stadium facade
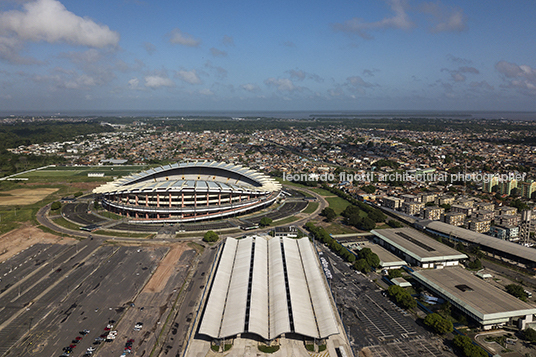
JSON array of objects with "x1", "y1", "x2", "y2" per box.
[{"x1": 93, "y1": 161, "x2": 281, "y2": 223}]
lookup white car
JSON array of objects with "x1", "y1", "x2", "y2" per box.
[{"x1": 134, "y1": 322, "x2": 143, "y2": 331}]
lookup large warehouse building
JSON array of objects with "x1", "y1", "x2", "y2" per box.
[
  {"x1": 93, "y1": 161, "x2": 281, "y2": 223},
  {"x1": 199, "y1": 235, "x2": 340, "y2": 341},
  {"x1": 371, "y1": 227, "x2": 468, "y2": 268},
  {"x1": 416, "y1": 219, "x2": 536, "y2": 270},
  {"x1": 412, "y1": 267, "x2": 536, "y2": 330}
]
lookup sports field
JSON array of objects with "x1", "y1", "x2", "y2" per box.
[
  {"x1": 0, "y1": 188, "x2": 59, "y2": 205},
  {"x1": 14, "y1": 165, "x2": 150, "y2": 183}
]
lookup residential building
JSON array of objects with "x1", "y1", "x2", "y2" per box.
[
  {"x1": 451, "y1": 204, "x2": 473, "y2": 217},
  {"x1": 518, "y1": 180, "x2": 536, "y2": 199},
  {"x1": 443, "y1": 212, "x2": 466, "y2": 226},
  {"x1": 402, "y1": 201, "x2": 424, "y2": 216},
  {"x1": 482, "y1": 176, "x2": 499, "y2": 193},
  {"x1": 499, "y1": 179, "x2": 517, "y2": 195},
  {"x1": 383, "y1": 197, "x2": 403, "y2": 210},
  {"x1": 422, "y1": 206, "x2": 444, "y2": 221},
  {"x1": 468, "y1": 219, "x2": 491, "y2": 233}
]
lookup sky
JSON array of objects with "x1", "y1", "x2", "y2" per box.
[{"x1": 0, "y1": 0, "x2": 535, "y2": 112}]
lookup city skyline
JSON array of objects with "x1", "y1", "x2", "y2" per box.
[{"x1": 0, "y1": 0, "x2": 535, "y2": 112}]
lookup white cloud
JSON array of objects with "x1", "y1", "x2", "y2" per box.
[
  {"x1": 496, "y1": 60, "x2": 536, "y2": 95},
  {"x1": 469, "y1": 81, "x2": 494, "y2": 91},
  {"x1": 441, "y1": 66, "x2": 479, "y2": 82},
  {"x1": 282, "y1": 41, "x2": 296, "y2": 47},
  {"x1": 222, "y1": 35, "x2": 234, "y2": 46},
  {"x1": 31, "y1": 69, "x2": 98, "y2": 89},
  {"x1": 241, "y1": 83, "x2": 260, "y2": 93},
  {"x1": 168, "y1": 28, "x2": 200, "y2": 47},
  {"x1": 362, "y1": 69, "x2": 380, "y2": 77},
  {"x1": 143, "y1": 42, "x2": 156, "y2": 55},
  {"x1": 199, "y1": 88, "x2": 214, "y2": 96},
  {"x1": 176, "y1": 69, "x2": 201, "y2": 84},
  {"x1": 264, "y1": 78, "x2": 300, "y2": 92},
  {"x1": 287, "y1": 69, "x2": 323, "y2": 82},
  {"x1": 346, "y1": 76, "x2": 374, "y2": 88},
  {"x1": 144, "y1": 75, "x2": 174, "y2": 89},
  {"x1": 332, "y1": 0, "x2": 414, "y2": 39},
  {"x1": 0, "y1": 0, "x2": 119, "y2": 64},
  {"x1": 204, "y1": 61, "x2": 227, "y2": 79},
  {"x1": 128, "y1": 77, "x2": 139, "y2": 89},
  {"x1": 420, "y1": 2, "x2": 467, "y2": 33},
  {"x1": 210, "y1": 47, "x2": 227, "y2": 57}
]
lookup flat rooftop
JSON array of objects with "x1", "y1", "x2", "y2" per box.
[
  {"x1": 416, "y1": 219, "x2": 536, "y2": 264},
  {"x1": 371, "y1": 227, "x2": 467, "y2": 263},
  {"x1": 346, "y1": 241, "x2": 406, "y2": 268},
  {"x1": 413, "y1": 267, "x2": 536, "y2": 321}
]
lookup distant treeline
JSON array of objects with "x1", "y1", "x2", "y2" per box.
[
  {"x1": 100, "y1": 116, "x2": 536, "y2": 134},
  {"x1": 0, "y1": 121, "x2": 110, "y2": 150},
  {"x1": 0, "y1": 150, "x2": 66, "y2": 178}
]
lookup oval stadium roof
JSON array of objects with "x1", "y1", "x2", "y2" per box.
[{"x1": 93, "y1": 161, "x2": 281, "y2": 195}]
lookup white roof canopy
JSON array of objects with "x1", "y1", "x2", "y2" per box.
[{"x1": 199, "y1": 236, "x2": 339, "y2": 340}]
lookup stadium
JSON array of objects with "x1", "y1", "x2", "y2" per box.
[{"x1": 93, "y1": 161, "x2": 281, "y2": 223}]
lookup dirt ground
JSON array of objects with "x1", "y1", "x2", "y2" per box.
[
  {"x1": 0, "y1": 224, "x2": 77, "y2": 263},
  {"x1": 0, "y1": 188, "x2": 59, "y2": 205},
  {"x1": 143, "y1": 242, "x2": 189, "y2": 293}
]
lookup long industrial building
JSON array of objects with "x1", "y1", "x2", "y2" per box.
[
  {"x1": 416, "y1": 219, "x2": 536, "y2": 269},
  {"x1": 371, "y1": 227, "x2": 468, "y2": 268},
  {"x1": 412, "y1": 267, "x2": 536, "y2": 330},
  {"x1": 93, "y1": 161, "x2": 281, "y2": 223},
  {"x1": 199, "y1": 236, "x2": 339, "y2": 341}
]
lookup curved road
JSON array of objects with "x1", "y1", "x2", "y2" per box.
[{"x1": 36, "y1": 185, "x2": 328, "y2": 242}]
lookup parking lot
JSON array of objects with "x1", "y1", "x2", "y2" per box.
[
  {"x1": 0, "y1": 236, "x2": 200, "y2": 357},
  {"x1": 319, "y1": 247, "x2": 451, "y2": 357}
]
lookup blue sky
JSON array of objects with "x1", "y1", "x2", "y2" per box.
[{"x1": 0, "y1": 0, "x2": 535, "y2": 112}]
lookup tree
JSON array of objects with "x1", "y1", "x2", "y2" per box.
[
  {"x1": 423, "y1": 313, "x2": 453, "y2": 334},
  {"x1": 523, "y1": 328, "x2": 536, "y2": 343},
  {"x1": 51, "y1": 201, "x2": 61, "y2": 211},
  {"x1": 361, "y1": 185, "x2": 376, "y2": 194},
  {"x1": 259, "y1": 217, "x2": 272, "y2": 227},
  {"x1": 466, "y1": 259, "x2": 482, "y2": 270},
  {"x1": 358, "y1": 248, "x2": 380, "y2": 268},
  {"x1": 203, "y1": 231, "x2": 219, "y2": 243},
  {"x1": 388, "y1": 269, "x2": 403, "y2": 279},
  {"x1": 506, "y1": 284, "x2": 528, "y2": 301},
  {"x1": 360, "y1": 217, "x2": 376, "y2": 231},
  {"x1": 387, "y1": 220, "x2": 403, "y2": 228},
  {"x1": 453, "y1": 335, "x2": 488, "y2": 357},
  {"x1": 387, "y1": 285, "x2": 416, "y2": 309},
  {"x1": 353, "y1": 259, "x2": 370, "y2": 273},
  {"x1": 321, "y1": 207, "x2": 337, "y2": 222},
  {"x1": 367, "y1": 209, "x2": 386, "y2": 223}
]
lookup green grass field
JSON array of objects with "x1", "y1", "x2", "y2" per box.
[
  {"x1": 95, "y1": 230, "x2": 152, "y2": 239},
  {"x1": 17, "y1": 165, "x2": 152, "y2": 183},
  {"x1": 326, "y1": 196, "x2": 351, "y2": 214},
  {"x1": 52, "y1": 216, "x2": 81, "y2": 231},
  {"x1": 302, "y1": 202, "x2": 319, "y2": 214},
  {"x1": 323, "y1": 221, "x2": 359, "y2": 234},
  {"x1": 309, "y1": 188, "x2": 334, "y2": 197},
  {"x1": 273, "y1": 216, "x2": 298, "y2": 225}
]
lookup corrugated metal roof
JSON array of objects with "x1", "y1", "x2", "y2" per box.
[
  {"x1": 283, "y1": 238, "x2": 318, "y2": 338},
  {"x1": 199, "y1": 236, "x2": 339, "y2": 340},
  {"x1": 198, "y1": 238, "x2": 238, "y2": 338}
]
